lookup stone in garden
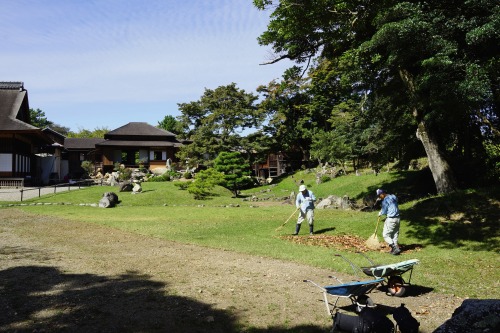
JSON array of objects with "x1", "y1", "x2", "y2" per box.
[
  {"x1": 132, "y1": 183, "x2": 142, "y2": 193},
  {"x1": 99, "y1": 192, "x2": 119, "y2": 208},
  {"x1": 433, "y1": 299, "x2": 500, "y2": 333},
  {"x1": 119, "y1": 181, "x2": 133, "y2": 192}
]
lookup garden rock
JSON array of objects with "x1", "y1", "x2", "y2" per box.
[
  {"x1": 433, "y1": 299, "x2": 500, "y2": 333},
  {"x1": 132, "y1": 183, "x2": 142, "y2": 193},
  {"x1": 316, "y1": 195, "x2": 352, "y2": 210},
  {"x1": 99, "y1": 192, "x2": 119, "y2": 208},
  {"x1": 119, "y1": 181, "x2": 133, "y2": 192}
]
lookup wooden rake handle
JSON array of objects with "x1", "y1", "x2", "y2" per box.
[{"x1": 275, "y1": 207, "x2": 300, "y2": 231}]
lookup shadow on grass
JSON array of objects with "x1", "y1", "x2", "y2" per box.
[
  {"x1": 403, "y1": 189, "x2": 500, "y2": 251},
  {"x1": 315, "y1": 227, "x2": 336, "y2": 234},
  {"x1": 354, "y1": 169, "x2": 437, "y2": 204},
  {"x1": 352, "y1": 169, "x2": 499, "y2": 252},
  {"x1": 0, "y1": 263, "x2": 326, "y2": 332}
]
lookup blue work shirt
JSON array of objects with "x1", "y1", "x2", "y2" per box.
[
  {"x1": 379, "y1": 194, "x2": 400, "y2": 218},
  {"x1": 296, "y1": 190, "x2": 316, "y2": 212}
]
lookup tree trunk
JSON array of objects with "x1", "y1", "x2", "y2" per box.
[
  {"x1": 416, "y1": 120, "x2": 458, "y2": 194},
  {"x1": 399, "y1": 68, "x2": 458, "y2": 194}
]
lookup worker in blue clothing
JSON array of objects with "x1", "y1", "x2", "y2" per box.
[
  {"x1": 294, "y1": 184, "x2": 316, "y2": 235},
  {"x1": 376, "y1": 188, "x2": 401, "y2": 255}
]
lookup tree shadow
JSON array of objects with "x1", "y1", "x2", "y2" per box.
[
  {"x1": 0, "y1": 250, "x2": 328, "y2": 333},
  {"x1": 403, "y1": 190, "x2": 500, "y2": 251},
  {"x1": 353, "y1": 169, "x2": 437, "y2": 204},
  {"x1": 353, "y1": 169, "x2": 499, "y2": 252},
  {"x1": 0, "y1": 265, "x2": 238, "y2": 332}
]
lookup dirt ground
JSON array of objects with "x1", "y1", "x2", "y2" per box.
[{"x1": 0, "y1": 209, "x2": 464, "y2": 333}]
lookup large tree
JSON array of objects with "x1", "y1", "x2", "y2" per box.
[
  {"x1": 157, "y1": 115, "x2": 182, "y2": 134},
  {"x1": 256, "y1": 67, "x2": 316, "y2": 163},
  {"x1": 177, "y1": 83, "x2": 262, "y2": 166},
  {"x1": 254, "y1": 0, "x2": 499, "y2": 193}
]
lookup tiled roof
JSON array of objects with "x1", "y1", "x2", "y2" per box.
[
  {"x1": 64, "y1": 138, "x2": 106, "y2": 150},
  {"x1": 0, "y1": 83, "x2": 39, "y2": 131},
  {"x1": 105, "y1": 122, "x2": 176, "y2": 138},
  {"x1": 96, "y1": 140, "x2": 183, "y2": 148},
  {"x1": 0, "y1": 81, "x2": 24, "y2": 90}
]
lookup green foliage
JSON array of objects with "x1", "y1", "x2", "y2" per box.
[
  {"x1": 254, "y1": 0, "x2": 499, "y2": 190},
  {"x1": 183, "y1": 171, "x2": 193, "y2": 179},
  {"x1": 213, "y1": 152, "x2": 251, "y2": 197},
  {"x1": 187, "y1": 168, "x2": 224, "y2": 199},
  {"x1": 256, "y1": 67, "x2": 313, "y2": 161},
  {"x1": 29, "y1": 108, "x2": 70, "y2": 134},
  {"x1": 146, "y1": 172, "x2": 171, "y2": 182},
  {"x1": 67, "y1": 127, "x2": 109, "y2": 138},
  {"x1": 320, "y1": 175, "x2": 331, "y2": 184},
  {"x1": 175, "y1": 181, "x2": 192, "y2": 191},
  {"x1": 29, "y1": 108, "x2": 52, "y2": 128},
  {"x1": 112, "y1": 163, "x2": 132, "y2": 181},
  {"x1": 483, "y1": 140, "x2": 500, "y2": 180},
  {"x1": 176, "y1": 83, "x2": 262, "y2": 166},
  {"x1": 80, "y1": 161, "x2": 95, "y2": 178},
  {"x1": 157, "y1": 115, "x2": 182, "y2": 134},
  {"x1": 119, "y1": 168, "x2": 132, "y2": 181}
]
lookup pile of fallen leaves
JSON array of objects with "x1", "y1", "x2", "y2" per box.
[
  {"x1": 281, "y1": 234, "x2": 379, "y2": 252},
  {"x1": 281, "y1": 234, "x2": 422, "y2": 254}
]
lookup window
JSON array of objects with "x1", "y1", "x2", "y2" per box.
[{"x1": 153, "y1": 151, "x2": 163, "y2": 160}]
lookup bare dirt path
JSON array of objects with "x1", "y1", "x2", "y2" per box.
[{"x1": 0, "y1": 209, "x2": 463, "y2": 332}]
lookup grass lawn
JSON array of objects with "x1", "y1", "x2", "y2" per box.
[{"x1": 3, "y1": 169, "x2": 499, "y2": 299}]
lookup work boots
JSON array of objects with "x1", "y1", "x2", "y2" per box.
[
  {"x1": 293, "y1": 224, "x2": 301, "y2": 235},
  {"x1": 389, "y1": 244, "x2": 401, "y2": 255}
]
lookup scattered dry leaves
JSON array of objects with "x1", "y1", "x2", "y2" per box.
[{"x1": 280, "y1": 234, "x2": 424, "y2": 254}]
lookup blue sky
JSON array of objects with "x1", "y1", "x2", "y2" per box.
[{"x1": 1, "y1": 0, "x2": 291, "y2": 132}]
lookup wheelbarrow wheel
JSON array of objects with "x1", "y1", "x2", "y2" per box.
[{"x1": 388, "y1": 276, "x2": 406, "y2": 297}]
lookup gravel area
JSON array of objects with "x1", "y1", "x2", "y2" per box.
[
  {"x1": 0, "y1": 186, "x2": 82, "y2": 202},
  {"x1": 0, "y1": 209, "x2": 464, "y2": 332}
]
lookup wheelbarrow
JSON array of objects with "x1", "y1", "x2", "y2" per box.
[
  {"x1": 359, "y1": 254, "x2": 420, "y2": 297},
  {"x1": 304, "y1": 277, "x2": 384, "y2": 316}
]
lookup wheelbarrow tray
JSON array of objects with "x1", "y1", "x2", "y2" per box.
[
  {"x1": 324, "y1": 278, "x2": 385, "y2": 297},
  {"x1": 305, "y1": 278, "x2": 384, "y2": 316},
  {"x1": 361, "y1": 259, "x2": 420, "y2": 278}
]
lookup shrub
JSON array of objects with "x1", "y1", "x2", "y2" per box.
[
  {"x1": 147, "y1": 173, "x2": 171, "y2": 182},
  {"x1": 174, "y1": 181, "x2": 191, "y2": 190},
  {"x1": 185, "y1": 168, "x2": 224, "y2": 199},
  {"x1": 81, "y1": 161, "x2": 95, "y2": 178},
  {"x1": 118, "y1": 168, "x2": 132, "y2": 181},
  {"x1": 320, "y1": 175, "x2": 331, "y2": 183},
  {"x1": 187, "y1": 181, "x2": 210, "y2": 199}
]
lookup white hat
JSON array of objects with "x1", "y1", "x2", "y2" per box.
[
  {"x1": 299, "y1": 185, "x2": 307, "y2": 192},
  {"x1": 376, "y1": 189, "x2": 385, "y2": 196}
]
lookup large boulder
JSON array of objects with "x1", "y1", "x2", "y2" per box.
[
  {"x1": 316, "y1": 195, "x2": 352, "y2": 210},
  {"x1": 99, "y1": 192, "x2": 119, "y2": 208},
  {"x1": 433, "y1": 299, "x2": 500, "y2": 333}
]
